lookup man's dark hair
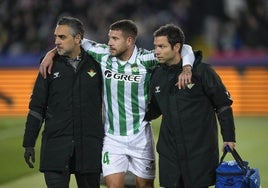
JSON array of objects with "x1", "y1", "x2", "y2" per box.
[
  {"x1": 110, "y1": 19, "x2": 138, "y2": 41},
  {"x1": 154, "y1": 24, "x2": 185, "y2": 51},
  {"x1": 57, "y1": 16, "x2": 84, "y2": 39}
]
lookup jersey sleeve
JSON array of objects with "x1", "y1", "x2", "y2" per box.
[
  {"x1": 81, "y1": 38, "x2": 97, "y2": 51},
  {"x1": 139, "y1": 49, "x2": 158, "y2": 69},
  {"x1": 181, "y1": 44, "x2": 195, "y2": 67},
  {"x1": 81, "y1": 38, "x2": 110, "y2": 63},
  {"x1": 140, "y1": 44, "x2": 195, "y2": 69}
]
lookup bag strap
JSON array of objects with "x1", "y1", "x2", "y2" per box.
[{"x1": 220, "y1": 146, "x2": 248, "y2": 174}]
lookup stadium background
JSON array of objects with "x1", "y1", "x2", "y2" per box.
[{"x1": 0, "y1": 0, "x2": 267, "y2": 187}]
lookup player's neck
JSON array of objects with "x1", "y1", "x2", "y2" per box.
[{"x1": 118, "y1": 45, "x2": 135, "y2": 61}]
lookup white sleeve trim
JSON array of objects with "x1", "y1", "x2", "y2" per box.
[{"x1": 181, "y1": 44, "x2": 195, "y2": 67}]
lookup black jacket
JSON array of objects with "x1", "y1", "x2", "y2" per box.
[
  {"x1": 146, "y1": 51, "x2": 235, "y2": 187},
  {"x1": 23, "y1": 49, "x2": 104, "y2": 173}
]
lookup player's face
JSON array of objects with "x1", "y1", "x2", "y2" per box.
[
  {"x1": 108, "y1": 29, "x2": 129, "y2": 58},
  {"x1": 54, "y1": 25, "x2": 80, "y2": 58},
  {"x1": 154, "y1": 36, "x2": 181, "y2": 66}
]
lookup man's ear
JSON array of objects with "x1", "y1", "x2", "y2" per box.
[
  {"x1": 75, "y1": 34, "x2": 82, "y2": 44},
  {"x1": 127, "y1": 36, "x2": 134, "y2": 47},
  {"x1": 175, "y1": 43, "x2": 181, "y2": 53}
]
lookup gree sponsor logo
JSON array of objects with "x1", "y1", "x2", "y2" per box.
[{"x1": 104, "y1": 69, "x2": 142, "y2": 83}]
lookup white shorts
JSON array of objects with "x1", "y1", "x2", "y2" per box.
[{"x1": 101, "y1": 124, "x2": 156, "y2": 179}]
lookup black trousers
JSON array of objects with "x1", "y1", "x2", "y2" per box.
[
  {"x1": 44, "y1": 171, "x2": 100, "y2": 188},
  {"x1": 163, "y1": 176, "x2": 209, "y2": 188}
]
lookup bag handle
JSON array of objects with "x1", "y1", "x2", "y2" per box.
[{"x1": 220, "y1": 145, "x2": 248, "y2": 174}]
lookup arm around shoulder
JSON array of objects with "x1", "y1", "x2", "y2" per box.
[
  {"x1": 181, "y1": 44, "x2": 195, "y2": 67},
  {"x1": 40, "y1": 47, "x2": 57, "y2": 78}
]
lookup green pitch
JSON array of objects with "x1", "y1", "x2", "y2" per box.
[{"x1": 0, "y1": 116, "x2": 267, "y2": 188}]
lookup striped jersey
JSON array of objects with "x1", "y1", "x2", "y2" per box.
[{"x1": 82, "y1": 39, "x2": 193, "y2": 136}]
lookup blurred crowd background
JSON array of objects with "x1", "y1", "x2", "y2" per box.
[
  {"x1": 1, "y1": 1, "x2": 268, "y2": 187},
  {"x1": 0, "y1": 0, "x2": 268, "y2": 57}
]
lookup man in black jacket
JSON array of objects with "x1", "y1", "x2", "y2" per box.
[
  {"x1": 22, "y1": 16, "x2": 104, "y2": 188},
  {"x1": 146, "y1": 24, "x2": 236, "y2": 188}
]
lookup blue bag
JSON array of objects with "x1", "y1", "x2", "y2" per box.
[{"x1": 215, "y1": 146, "x2": 260, "y2": 188}]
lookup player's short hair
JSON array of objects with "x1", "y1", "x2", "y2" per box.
[{"x1": 110, "y1": 19, "x2": 138, "y2": 41}]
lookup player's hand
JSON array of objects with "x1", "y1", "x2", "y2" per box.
[
  {"x1": 40, "y1": 49, "x2": 56, "y2": 78},
  {"x1": 24, "y1": 147, "x2": 35, "y2": 168},
  {"x1": 176, "y1": 65, "x2": 192, "y2": 89}
]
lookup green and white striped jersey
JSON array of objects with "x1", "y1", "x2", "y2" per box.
[
  {"x1": 81, "y1": 39, "x2": 194, "y2": 136},
  {"x1": 82, "y1": 40, "x2": 157, "y2": 136}
]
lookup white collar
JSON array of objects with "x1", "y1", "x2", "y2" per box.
[{"x1": 111, "y1": 46, "x2": 138, "y2": 65}]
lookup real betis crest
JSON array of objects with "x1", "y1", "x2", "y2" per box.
[
  {"x1": 131, "y1": 66, "x2": 139, "y2": 72},
  {"x1": 187, "y1": 83, "x2": 195, "y2": 89},
  {"x1": 87, "y1": 69, "x2": 96, "y2": 77}
]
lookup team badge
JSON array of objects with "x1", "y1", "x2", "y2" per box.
[
  {"x1": 131, "y1": 66, "x2": 139, "y2": 72},
  {"x1": 187, "y1": 83, "x2": 195, "y2": 89},
  {"x1": 87, "y1": 69, "x2": 96, "y2": 77}
]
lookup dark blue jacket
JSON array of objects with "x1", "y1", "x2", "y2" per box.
[
  {"x1": 23, "y1": 49, "x2": 104, "y2": 173},
  {"x1": 146, "y1": 51, "x2": 235, "y2": 187}
]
